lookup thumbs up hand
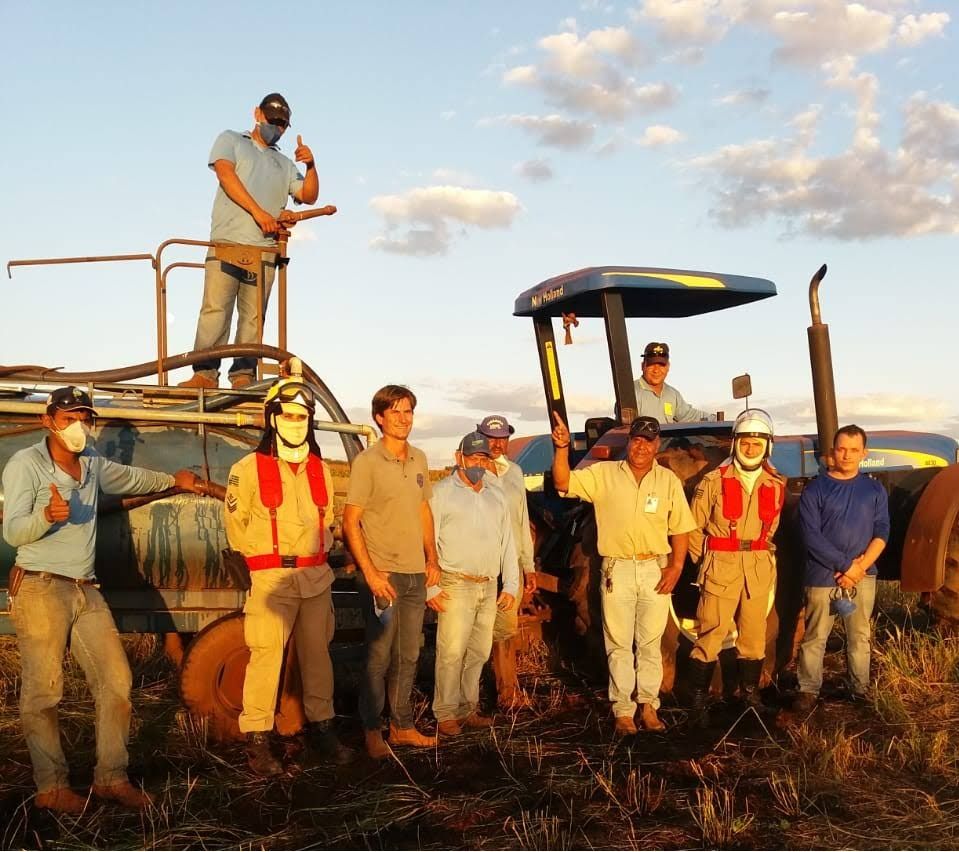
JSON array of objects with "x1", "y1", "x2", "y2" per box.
[
  {"x1": 45, "y1": 483, "x2": 70, "y2": 523},
  {"x1": 294, "y1": 134, "x2": 314, "y2": 167}
]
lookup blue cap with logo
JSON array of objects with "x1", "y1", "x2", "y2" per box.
[
  {"x1": 477, "y1": 415, "x2": 515, "y2": 438},
  {"x1": 459, "y1": 431, "x2": 491, "y2": 456}
]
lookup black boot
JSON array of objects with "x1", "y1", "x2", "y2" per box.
[
  {"x1": 687, "y1": 658, "x2": 717, "y2": 725},
  {"x1": 304, "y1": 720, "x2": 356, "y2": 766},
  {"x1": 738, "y1": 658, "x2": 765, "y2": 709},
  {"x1": 246, "y1": 731, "x2": 284, "y2": 777},
  {"x1": 719, "y1": 647, "x2": 740, "y2": 706}
]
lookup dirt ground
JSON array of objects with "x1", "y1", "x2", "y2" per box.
[{"x1": 2, "y1": 586, "x2": 959, "y2": 850}]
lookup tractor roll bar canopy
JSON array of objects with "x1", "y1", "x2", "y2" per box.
[{"x1": 514, "y1": 266, "x2": 777, "y2": 431}]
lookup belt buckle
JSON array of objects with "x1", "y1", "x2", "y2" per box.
[
  {"x1": 738, "y1": 540, "x2": 752, "y2": 551},
  {"x1": 280, "y1": 555, "x2": 297, "y2": 568}
]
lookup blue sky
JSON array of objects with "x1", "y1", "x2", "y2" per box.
[{"x1": 2, "y1": 1, "x2": 956, "y2": 463}]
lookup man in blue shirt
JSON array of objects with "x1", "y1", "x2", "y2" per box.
[
  {"x1": 428, "y1": 431, "x2": 519, "y2": 737},
  {"x1": 2, "y1": 387, "x2": 200, "y2": 814},
  {"x1": 632, "y1": 342, "x2": 714, "y2": 424},
  {"x1": 181, "y1": 93, "x2": 320, "y2": 390},
  {"x1": 795, "y1": 425, "x2": 890, "y2": 713}
]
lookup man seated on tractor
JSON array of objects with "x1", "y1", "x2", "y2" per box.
[
  {"x1": 223, "y1": 364, "x2": 354, "y2": 775},
  {"x1": 633, "y1": 342, "x2": 715, "y2": 424}
]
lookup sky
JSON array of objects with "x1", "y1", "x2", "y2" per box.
[{"x1": 1, "y1": 1, "x2": 957, "y2": 464}]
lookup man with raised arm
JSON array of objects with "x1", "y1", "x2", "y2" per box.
[
  {"x1": 181, "y1": 92, "x2": 319, "y2": 390},
  {"x1": 551, "y1": 410, "x2": 695, "y2": 734}
]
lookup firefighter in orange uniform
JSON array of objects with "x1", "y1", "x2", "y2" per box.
[
  {"x1": 685, "y1": 409, "x2": 785, "y2": 717},
  {"x1": 224, "y1": 361, "x2": 354, "y2": 774}
]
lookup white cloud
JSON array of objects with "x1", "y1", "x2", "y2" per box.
[
  {"x1": 515, "y1": 159, "x2": 555, "y2": 182},
  {"x1": 440, "y1": 110, "x2": 457, "y2": 121},
  {"x1": 432, "y1": 167, "x2": 478, "y2": 186},
  {"x1": 767, "y1": 394, "x2": 954, "y2": 431},
  {"x1": 482, "y1": 113, "x2": 596, "y2": 149},
  {"x1": 896, "y1": 12, "x2": 950, "y2": 47},
  {"x1": 638, "y1": 124, "x2": 686, "y2": 146},
  {"x1": 634, "y1": 0, "x2": 736, "y2": 45},
  {"x1": 369, "y1": 185, "x2": 522, "y2": 257},
  {"x1": 288, "y1": 224, "x2": 317, "y2": 242},
  {"x1": 715, "y1": 87, "x2": 771, "y2": 108}
]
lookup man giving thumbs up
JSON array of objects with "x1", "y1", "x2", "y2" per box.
[{"x1": 1, "y1": 386, "x2": 203, "y2": 814}]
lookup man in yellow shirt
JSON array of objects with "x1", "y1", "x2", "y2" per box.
[
  {"x1": 224, "y1": 365, "x2": 354, "y2": 774},
  {"x1": 551, "y1": 413, "x2": 695, "y2": 734}
]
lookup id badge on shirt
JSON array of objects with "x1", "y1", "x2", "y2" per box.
[
  {"x1": 664, "y1": 402, "x2": 674, "y2": 418},
  {"x1": 644, "y1": 495, "x2": 659, "y2": 514}
]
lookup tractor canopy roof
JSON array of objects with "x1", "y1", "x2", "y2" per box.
[{"x1": 513, "y1": 266, "x2": 777, "y2": 318}]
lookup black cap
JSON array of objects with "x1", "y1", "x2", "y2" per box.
[
  {"x1": 46, "y1": 386, "x2": 98, "y2": 416},
  {"x1": 259, "y1": 93, "x2": 291, "y2": 125},
  {"x1": 628, "y1": 416, "x2": 661, "y2": 440},
  {"x1": 643, "y1": 342, "x2": 670, "y2": 364}
]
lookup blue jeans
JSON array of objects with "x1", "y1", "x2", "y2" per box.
[
  {"x1": 12, "y1": 575, "x2": 133, "y2": 792},
  {"x1": 601, "y1": 556, "x2": 671, "y2": 716},
  {"x1": 433, "y1": 574, "x2": 498, "y2": 722},
  {"x1": 358, "y1": 571, "x2": 426, "y2": 730},
  {"x1": 191, "y1": 253, "x2": 276, "y2": 380},
  {"x1": 798, "y1": 575, "x2": 877, "y2": 696}
]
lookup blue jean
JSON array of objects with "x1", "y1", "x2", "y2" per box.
[
  {"x1": 358, "y1": 571, "x2": 426, "y2": 730},
  {"x1": 432, "y1": 574, "x2": 498, "y2": 722},
  {"x1": 798, "y1": 575, "x2": 877, "y2": 696},
  {"x1": 12, "y1": 574, "x2": 133, "y2": 792},
  {"x1": 191, "y1": 253, "x2": 276, "y2": 379},
  {"x1": 601, "y1": 556, "x2": 671, "y2": 716}
]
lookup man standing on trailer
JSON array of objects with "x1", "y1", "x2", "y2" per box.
[
  {"x1": 633, "y1": 342, "x2": 715, "y2": 424},
  {"x1": 224, "y1": 364, "x2": 355, "y2": 775},
  {"x1": 684, "y1": 410, "x2": 786, "y2": 720},
  {"x1": 2, "y1": 386, "x2": 201, "y2": 813},
  {"x1": 181, "y1": 93, "x2": 319, "y2": 391},
  {"x1": 794, "y1": 425, "x2": 889, "y2": 713},
  {"x1": 344, "y1": 385, "x2": 440, "y2": 758},
  {"x1": 476, "y1": 414, "x2": 537, "y2": 709},
  {"x1": 551, "y1": 411, "x2": 696, "y2": 734}
]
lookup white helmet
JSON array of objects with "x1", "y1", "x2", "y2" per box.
[{"x1": 732, "y1": 408, "x2": 774, "y2": 471}]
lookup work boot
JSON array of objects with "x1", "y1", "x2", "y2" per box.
[
  {"x1": 230, "y1": 373, "x2": 254, "y2": 390},
  {"x1": 437, "y1": 719, "x2": 463, "y2": 738},
  {"x1": 91, "y1": 781, "x2": 154, "y2": 809},
  {"x1": 738, "y1": 658, "x2": 766, "y2": 709},
  {"x1": 245, "y1": 731, "x2": 284, "y2": 777},
  {"x1": 719, "y1": 647, "x2": 740, "y2": 705},
  {"x1": 388, "y1": 722, "x2": 437, "y2": 748},
  {"x1": 492, "y1": 638, "x2": 520, "y2": 709},
  {"x1": 614, "y1": 715, "x2": 639, "y2": 736},
  {"x1": 793, "y1": 692, "x2": 818, "y2": 714},
  {"x1": 365, "y1": 728, "x2": 391, "y2": 760},
  {"x1": 686, "y1": 658, "x2": 717, "y2": 726},
  {"x1": 35, "y1": 787, "x2": 87, "y2": 815},
  {"x1": 638, "y1": 704, "x2": 666, "y2": 732},
  {"x1": 304, "y1": 720, "x2": 356, "y2": 766},
  {"x1": 178, "y1": 372, "x2": 218, "y2": 389},
  {"x1": 461, "y1": 712, "x2": 494, "y2": 730}
]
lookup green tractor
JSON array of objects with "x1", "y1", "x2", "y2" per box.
[{"x1": 509, "y1": 264, "x2": 959, "y2": 692}]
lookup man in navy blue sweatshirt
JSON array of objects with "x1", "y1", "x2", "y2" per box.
[{"x1": 795, "y1": 425, "x2": 890, "y2": 712}]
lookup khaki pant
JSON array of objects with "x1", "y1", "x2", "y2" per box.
[
  {"x1": 239, "y1": 570, "x2": 335, "y2": 733},
  {"x1": 690, "y1": 551, "x2": 774, "y2": 663}
]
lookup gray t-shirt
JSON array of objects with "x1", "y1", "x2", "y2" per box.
[{"x1": 208, "y1": 130, "x2": 304, "y2": 247}]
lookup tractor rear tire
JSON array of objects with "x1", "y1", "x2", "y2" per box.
[{"x1": 931, "y1": 514, "x2": 959, "y2": 626}]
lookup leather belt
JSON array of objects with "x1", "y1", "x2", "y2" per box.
[
  {"x1": 22, "y1": 569, "x2": 99, "y2": 587},
  {"x1": 442, "y1": 570, "x2": 493, "y2": 584},
  {"x1": 245, "y1": 553, "x2": 328, "y2": 571}
]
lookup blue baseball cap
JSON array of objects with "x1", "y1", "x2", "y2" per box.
[
  {"x1": 458, "y1": 431, "x2": 491, "y2": 456},
  {"x1": 477, "y1": 415, "x2": 515, "y2": 438}
]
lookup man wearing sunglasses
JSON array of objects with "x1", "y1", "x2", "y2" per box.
[
  {"x1": 181, "y1": 93, "x2": 319, "y2": 391},
  {"x1": 551, "y1": 412, "x2": 695, "y2": 735}
]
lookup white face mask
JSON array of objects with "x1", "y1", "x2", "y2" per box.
[
  {"x1": 54, "y1": 421, "x2": 90, "y2": 453},
  {"x1": 274, "y1": 413, "x2": 310, "y2": 463},
  {"x1": 733, "y1": 437, "x2": 768, "y2": 472}
]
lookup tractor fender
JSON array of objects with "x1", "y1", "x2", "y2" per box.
[{"x1": 901, "y1": 464, "x2": 959, "y2": 619}]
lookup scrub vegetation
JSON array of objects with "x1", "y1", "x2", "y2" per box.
[{"x1": 2, "y1": 583, "x2": 959, "y2": 850}]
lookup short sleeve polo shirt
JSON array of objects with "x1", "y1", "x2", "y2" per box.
[
  {"x1": 564, "y1": 460, "x2": 696, "y2": 558},
  {"x1": 345, "y1": 439, "x2": 433, "y2": 574}
]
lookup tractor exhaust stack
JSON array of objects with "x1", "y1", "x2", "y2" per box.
[{"x1": 807, "y1": 263, "x2": 838, "y2": 464}]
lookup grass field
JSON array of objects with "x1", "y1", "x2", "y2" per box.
[{"x1": 2, "y1": 583, "x2": 959, "y2": 850}]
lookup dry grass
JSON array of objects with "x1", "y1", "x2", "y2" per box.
[{"x1": 4, "y1": 581, "x2": 959, "y2": 849}]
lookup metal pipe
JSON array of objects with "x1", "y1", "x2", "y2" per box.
[
  {"x1": 158, "y1": 262, "x2": 205, "y2": 384},
  {"x1": 806, "y1": 264, "x2": 838, "y2": 464}
]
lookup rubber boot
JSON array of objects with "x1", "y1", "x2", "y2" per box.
[
  {"x1": 304, "y1": 720, "x2": 356, "y2": 766},
  {"x1": 687, "y1": 658, "x2": 717, "y2": 726},
  {"x1": 719, "y1": 647, "x2": 740, "y2": 706},
  {"x1": 491, "y1": 637, "x2": 520, "y2": 710},
  {"x1": 246, "y1": 732, "x2": 284, "y2": 777},
  {"x1": 738, "y1": 658, "x2": 765, "y2": 710}
]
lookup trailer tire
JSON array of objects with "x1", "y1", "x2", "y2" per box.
[{"x1": 179, "y1": 613, "x2": 249, "y2": 742}]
